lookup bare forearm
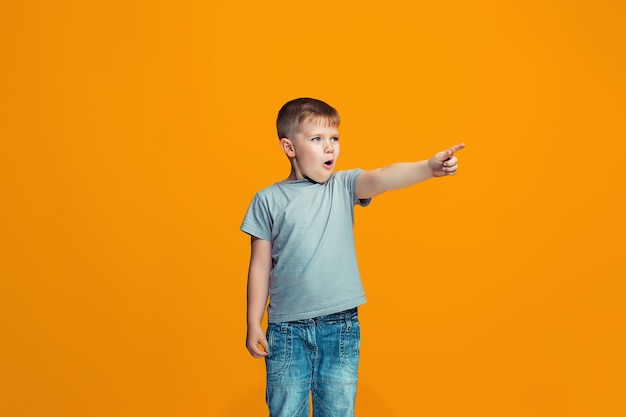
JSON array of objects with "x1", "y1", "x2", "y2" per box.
[
  {"x1": 376, "y1": 160, "x2": 433, "y2": 190},
  {"x1": 357, "y1": 160, "x2": 433, "y2": 198},
  {"x1": 247, "y1": 272, "x2": 269, "y2": 326},
  {"x1": 245, "y1": 236, "x2": 272, "y2": 329},
  {"x1": 245, "y1": 240, "x2": 271, "y2": 357}
]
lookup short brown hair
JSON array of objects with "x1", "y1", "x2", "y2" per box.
[{"x1": 276, "y1": 98, "x2": 340, "y2": 139}]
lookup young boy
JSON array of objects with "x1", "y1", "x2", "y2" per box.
[{"x1": 241, "y1": 97, "x2": 464, "y2": 417}]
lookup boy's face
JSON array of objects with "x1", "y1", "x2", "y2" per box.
[{"x1": 288, "y1": 118, "x2": 340, "y2": 183}]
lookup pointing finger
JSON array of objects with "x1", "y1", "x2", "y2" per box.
[
  {"x1": 448, "y1": 143, "x2": 465, "y2": 154},
  {"x1": 435, "y1": 144, "x2": 465, "y2": 162}
]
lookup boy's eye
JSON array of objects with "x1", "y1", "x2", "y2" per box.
[
  {"x1": 331, "y1": 137, "x2": 339, "y2": 142},
  {"x1": 311, "y1": 137, "x2": 321, "y2": 141}
]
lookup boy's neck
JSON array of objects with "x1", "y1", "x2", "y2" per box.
[{"x1": 285, "y1": 165, "x2": 301, "y2": 182}]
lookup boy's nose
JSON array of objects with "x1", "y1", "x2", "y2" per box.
[{"x1": 324, "y1": 141, "x2": 334, "y2": 153}]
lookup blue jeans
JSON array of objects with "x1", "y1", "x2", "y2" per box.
[{"x1": 265, "y1": 308, "x2": 360, "y2": 417}]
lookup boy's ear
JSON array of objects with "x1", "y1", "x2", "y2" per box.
[{"x1": 280, "y1": 138, "x2": 296, "y2": 157}]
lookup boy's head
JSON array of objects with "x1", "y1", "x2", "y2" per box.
[
  {"x1": 276, "y1": 98, "x2": 341, "y2": 184},
  {"x1": 276, "y1": 98, "x2": 340, "y2": 140}
]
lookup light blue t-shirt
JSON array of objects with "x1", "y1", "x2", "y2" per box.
[{"x1": 241, "y1": 169, "x2": 371, "y2": 323}]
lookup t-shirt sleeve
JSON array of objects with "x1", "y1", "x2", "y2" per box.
[
  {"x1": 342, "y1": 169, "x2": 372, "y2": 207},
  {"x1": 240, "y1": 193, "x2": 272, "y2": 241}
]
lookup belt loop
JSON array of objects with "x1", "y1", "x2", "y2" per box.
[{"x1": 346, "y1": 312, "x2": 352, "y2": 332}]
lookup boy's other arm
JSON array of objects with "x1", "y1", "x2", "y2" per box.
[
  {"x1": 356, "y1": 143, "x2": 465, "y2": 199},
  {"x1": 246, "y1": 236, "x2": 272, "y2": 358}
]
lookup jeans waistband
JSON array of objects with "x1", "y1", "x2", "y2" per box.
[{"x1": 285, "y1": 307, "x2": 358, "y2": 326}]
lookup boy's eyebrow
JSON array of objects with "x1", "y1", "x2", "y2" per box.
[{"x1": 309, "y1": 133, "x2": 340, "y2": 137}]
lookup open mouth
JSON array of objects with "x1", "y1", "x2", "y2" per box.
[{"x1": 324, "y1": 160, "x2": 333, "y2": 166}]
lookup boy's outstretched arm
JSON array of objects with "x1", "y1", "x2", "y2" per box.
[
  {"x1": 246, "y1": 236, "x2": 272, "y2": 358},
  {"x1": 356, "y1": 143, "x2": 465, "y2": 199}
]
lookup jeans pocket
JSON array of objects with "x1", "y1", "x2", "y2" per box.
[
  {"x1": 265, "y1": 323, "x2": 292, "y2": 380},
  {"x1": 339, "y1": 318, "x2": 360, "y2": 376}
]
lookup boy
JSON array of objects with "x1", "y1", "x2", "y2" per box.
[{"x1": 241, "y1": 98, "x2": 464, "y2": 417}]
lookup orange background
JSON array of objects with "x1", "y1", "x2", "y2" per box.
[{"x1": 1, "y1": 1, "x2": 625, "y2": 416}]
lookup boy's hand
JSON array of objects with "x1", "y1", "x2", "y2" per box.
[
  {"x1": 246, "y1": 325, "x2": 269, "y2": 358},
  {"x1": 428, "y1": 143, "x2": 465, "y2": 177}
]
